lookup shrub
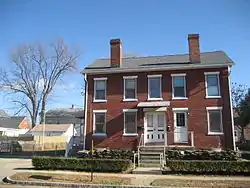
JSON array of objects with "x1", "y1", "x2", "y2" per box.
[
  {"x1": 78, "y1": 149, "x2": 134, "y2": 160},
  {"x1": 165, "y1": 150, "x2": 238, "y2": 161},
  {"x1": 32, "y1": 156, "x2": 132, "y2": 172},
  {"x1": 165, "y1": 160, "x2": 250, "y2": 174}
]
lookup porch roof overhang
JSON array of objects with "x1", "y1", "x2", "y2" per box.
[{"x1": 137, "y1": 101, "x2": 170, "y2": 108}]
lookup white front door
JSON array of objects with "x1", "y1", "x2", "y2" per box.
[
  {"x1": 145, "y1": 112, "x2": 166, "y2": 143},
  {"x1": 174, "y1": 111, "x2": 188, "y2": 143}
]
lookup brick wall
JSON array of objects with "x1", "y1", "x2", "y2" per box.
[{"x1": 85, "y1": 67, "x2": 234, "y2": 150}]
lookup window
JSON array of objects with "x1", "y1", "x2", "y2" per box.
[
  {"x1": 176, "y1": 113, "x2": 186, "y2": 127},
  {"x1": 123, "y1": 76, "x2": 137, "y2": 101},
  {"x1": 94, "y1": 78, "x2": 107, "y2": 102},
  {"x1": 206, "y1": 107, "x2": 223, "y2": 135},
  {"x1": 205, "y1": 72, "x2": 220, "y2": 98},
  {"x1": 93, "y1": 110, "x2": 107, "y2": 135},
  {"x1": 148, "y1": 75, "x2": 162, "y2": 100},
  {"x1": 172, "y1": 74, "x2": 187, "y2": 99},
  {"x1": 123, "y1": 109, "x2": 137, "y2": 136},
  {"x1": 173, "y1": 108, "x2": 188, "y2": 127}
]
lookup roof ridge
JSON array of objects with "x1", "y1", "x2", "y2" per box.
[{"x1": 96, "y1": 51, "x2": 224, "y2": 60}]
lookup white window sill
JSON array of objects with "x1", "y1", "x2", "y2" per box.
[
  {"x1": 123, "y1": 99, "x2": 138, "y2": 102},
  {"x1": 172, "y1": 97, "x2": 188, "y2": 100},
  {"x1": 208, "y1": 132, "x2": 224, "y2": 136},
  {"x1": 147, "y1": 98, "x2": 163, "y2": 101},
  {"x1": 92, "y1": 133, "x2": 107, "y2": 136},
  {"x1": 205, "y1": 96, "x2": 221, "y2": 99},
  {"x1": 93, "y1": 99, "x2": 107, "y2": 103},
  {"x1": 123, "y1": 133, "x2": 138, "y2": 136}
]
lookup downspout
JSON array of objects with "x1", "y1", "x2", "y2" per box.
[
  {"x1": 228, "y1": 66, "x2": 236, "y2": 150},
  {"x1": 83, "y1": 73, "x2": 88, "y2": 150}
]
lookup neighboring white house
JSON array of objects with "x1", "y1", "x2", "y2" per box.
[
  {"x1": 28, "y1": 124, "x2": 77, "y2": 157},
  {"x1": 28, "y1": 124, "x2": 76, "y2": 142},
  {"x1": 0, "y1": 110, "x2": 30, "y2": 137}
]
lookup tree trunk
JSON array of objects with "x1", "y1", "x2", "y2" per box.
[{"x1": 40, "y1": 96, "x2": 47, "y2": 124}]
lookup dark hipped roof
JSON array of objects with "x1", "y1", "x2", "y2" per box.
[
  {"x1": 83, "y1": 51, "x2": 234, "y2": 74},
  {"x1": 46, "y1": 108, "x2": 84, "y2": 118},
  {"x1": 0, "y1": 116, "x2": 25, "y2": 129}
]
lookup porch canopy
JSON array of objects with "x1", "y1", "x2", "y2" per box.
[{"x1": 137, "y1": 101, "x2": 170, "y2": 108}]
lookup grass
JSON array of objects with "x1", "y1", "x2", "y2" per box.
[
  {"x1": 151, "y1": 179, "x2": 250, "y2": 188},
  {"x1": 11, "y1": 172, "x2": 131, "y2": 185}
]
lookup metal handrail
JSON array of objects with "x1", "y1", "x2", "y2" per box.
[
  {"x1": 133, "y1": 153, "x2": 138, "y2": 169},
  {"x1": 137, "y1": 133, "x2": 144, "y2": 167}
]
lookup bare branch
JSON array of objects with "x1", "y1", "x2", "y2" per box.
[{"x1": 0, "y1": 39, "x2": 80, "y2": 127}]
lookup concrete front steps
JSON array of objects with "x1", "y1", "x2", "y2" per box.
[{"x1": 139, "y1": 146, "x2": 164, "y2": 168}]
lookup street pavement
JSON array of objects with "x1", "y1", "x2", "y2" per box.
[{"x1": 0, "y1": 158, "x2": 32, "y2": 182}]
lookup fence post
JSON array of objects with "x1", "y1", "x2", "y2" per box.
[{"x1": 55, "y1": 145, "x2": 57, "y2": 156}]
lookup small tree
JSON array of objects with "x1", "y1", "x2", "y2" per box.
[
  {"x1": 231, "y1": 82, "x2": 248, "y2": 142},
  {"x1": 0, "y1": 39, "x2": 80, "y2": 127}
]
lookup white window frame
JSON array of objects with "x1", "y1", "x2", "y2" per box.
[
  {"x1": 93, "y1": 77, "x2": 107, "y2": 102},
  {"x1": 123, "y1": 76, "x2": 138, "y2": 102},
  {"x1": 204, "y1": 72, "x2": 221, "y2": 98},
  {"x1": 206, "y1": 106, "x2": 223, "y2": 135},
  {"x1": 147, "y1": 74, "x2": 163, "y2": 101},
  {"x1": 123, "y1": 109, "x2": 138, "y2": 136},
  {"x1": 171, "y1": 73, "x2": 187, "y2": 100},
  {"x1": 93, "y1": 110, "x2": 107, "y2": 136}
]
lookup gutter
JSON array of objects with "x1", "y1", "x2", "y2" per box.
[
  {"x1": 82, "y1": 73, "x2": 88, "y2": 150},
  {"x1": 228, "y1": 65, "x2": 236, "y2": 150}
]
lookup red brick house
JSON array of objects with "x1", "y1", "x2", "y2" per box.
[{"x1": 82, "y1": 34, "x2": 235, "y2": 151}]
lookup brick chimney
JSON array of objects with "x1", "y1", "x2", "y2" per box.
[
  {"x1": 188, "y1": 34, "x2": 200, "y2": 63},
  {"x1": 110, "y1": 39, "x2": 122, "y2": 67}
]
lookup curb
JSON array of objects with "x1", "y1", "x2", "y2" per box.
[{"x1": 4, "y1": 176, "x2": 163, "y2": 188}]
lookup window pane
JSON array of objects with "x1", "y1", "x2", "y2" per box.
[
  {"x1": 147, "y1": 114, "x2": 153, "y2": 127},
  {"x1": 207, "y1": 75, "x2": 219, "y2": 96},
  {"x1": 125, "y1": 112, "x2": 136, "y2": 134},
  {"x1": 158, "y1": 114, "x2": 164, "y2": 127},
  {"x1": 209, "y1": 110, "x2": 222, "y2": 132},
  {"x1": 125, "y1": 79, "x2": 135, "y2": 89},
  {"x1": 174, "y1": 87, "x2": 185, "y2": 97},
  {"x1": 174, "y1": 76, "x2": 184, "y2": 87},
  {"x1": 96, "y1": 90, "x2": 105, "y2": 100},
  {"x1": 176, "y1": 113, "x2": 185, "y2": 127},
  {"x1": 125, "y1": 89, "x2": 135, "y2": 99},
  {"x1": 95, "y1": 113, "x2": 105, "y2": 134},
  {"x1": 125, "y1": 79, "x2": 136, "y2": 99},
  {"x1": 173, "y1": 76, "x2": 185, "y2": 97},
  {"x1": 149, "y1": 77, "x2": 161, "y2": 98},
  {"x1": 95, "y1": 80, "x2": 106, "y2": 100},
  {"x1": 96, "y1": 80, "x2": 106, "y2": 89}
]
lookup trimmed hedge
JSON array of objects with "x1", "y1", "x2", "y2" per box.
[
  {"x1": 165, "y1": 150, "x2": 238, "y2": 161},
  {"x1": 165, "y1": 160, "x2": 250, "y2": 174},
  {"x1": 32, "y1": 156, "x2": 132, "y2": 172},
  {"x1": 78, "y1": 149, "x2": 134, "y2": 160}
]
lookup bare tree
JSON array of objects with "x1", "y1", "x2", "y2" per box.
[{"x1": 0, "y1": 39, "x2": 80, "y2": 127}]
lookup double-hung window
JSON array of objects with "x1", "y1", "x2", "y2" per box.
[
  {"x1": 148, "y1": 75, "x2": 162, "y2": 100},
  {"x1": 123, "y1": 76, "x2": 137, "y2": 101},
  {"x1": 123, "y1": 109, "x2": 137, "y2": 136},
  {"x1": 206, "y1": 107, "x2": 223, "y2": 135},
  {"x1": 171, "y1": 74, "x2": 187, "y2": 99},
  {"x1": 205, "y1": 72, "x2": 220, "y2": 98},
  {"x1": 93, "y1": 110, "x2": 107, "y2": 136},
  {"x1": 94, "y1": 78, "x2": 107, "y2": 102}
]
